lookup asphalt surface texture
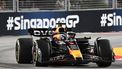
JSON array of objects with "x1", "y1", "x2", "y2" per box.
[{"x1": 0, "y1": 32, "x2": 122, "y2": 69}]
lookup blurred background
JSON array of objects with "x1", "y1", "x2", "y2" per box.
[{"x1": 0, "y1": 0, "x2": 122, "y2": 12}]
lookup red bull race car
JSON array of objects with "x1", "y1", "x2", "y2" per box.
[{"x1": 15, "y1": 23, "x2": 114, "y2": 67}]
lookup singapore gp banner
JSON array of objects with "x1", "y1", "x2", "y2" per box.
[{"x1": 1, "y1": 9, "x2": 122, "y2": 35}]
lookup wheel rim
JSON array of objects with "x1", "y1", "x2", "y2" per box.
[
  {"x1": 33, "y1": 46, "x2": 37, "y2": 65},
  {"x1": 33, "y1": 47, "x2": 42, "y2": 66},
  {"x1": 16, "y1": 40, "x2": 20, "y2": 63},
  {"x1": 37, "y1": 48, "x2": 42, "y2": 63},
  {"x1": 33, "y1": 52, "x2": 36, "y2": 65}
]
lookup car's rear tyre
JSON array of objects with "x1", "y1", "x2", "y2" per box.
[
  {"x1": 16, "y1": 38, "x2": 33, "y2": 64},
  {"x1": 95, "y1": 39, "x2": 112, "y2": 67},
  {"x1": 34, "y1": 38, "x2": 51, "y2": 66}
]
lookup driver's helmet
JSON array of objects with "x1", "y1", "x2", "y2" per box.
[
  {"x1": 53, "y1": 23, "x2": 66, "y2": 41},
  {"x1": 60, "y1": 34, "x2": 66, "y2": 40},
  {"x1": 54, "y1": 23, "x2": 66, "y2": 34},
  {"x1": 53, "y1": 34, "x2": 66, "y2": 41}
]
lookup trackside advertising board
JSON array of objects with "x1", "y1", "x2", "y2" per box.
[{"x1": 1, "y1": 9, "x2": 122, "y2": 35}]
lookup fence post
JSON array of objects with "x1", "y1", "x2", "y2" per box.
[
  {"x1": 67, "y1": 0, "x2": 70, "y2": 11},
  {"x1": 64, "y1": 0, "x2": 67, "y2": 11},
  {"x1": 113, "y1": 0, "x2": 117, "y2": 9},
  {"x1": 16, "y1": 0, "x2": 19, "y2": 12},
  {"x1": 13, "y1": 0, "x2": 16, "y2": 12}
]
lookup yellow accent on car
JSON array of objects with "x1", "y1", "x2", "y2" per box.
[{"x1": 69, "y1": 50, "x2": 83, "y2": 60}]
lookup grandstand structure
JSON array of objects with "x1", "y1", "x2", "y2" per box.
[{"x1": 0, "y1": 0, "x2": 122, "y2": 12}]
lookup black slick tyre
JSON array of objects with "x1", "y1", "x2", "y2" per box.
[
  {"x1": 34, "y1": 38, "x2": 51, "y2": 66},
  {"x1": 15, "y1": 38, "x2": 33, "y2": 64},
  {"x1": 96, "y1": 39, "x2": 112, "y2": 67}
]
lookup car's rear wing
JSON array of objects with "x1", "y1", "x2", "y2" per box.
[
  {"x1": 28, "y1": 28, "x2": 73, "y2": 37},
  {"x1": 28, "y1": 28, "x2": 52, "y2": 37}
]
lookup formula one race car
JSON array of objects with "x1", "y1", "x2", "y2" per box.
[{"x1": 15, "y1": 23, "x2": 114, "y2": 67}]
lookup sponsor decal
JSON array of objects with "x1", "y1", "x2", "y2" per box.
[
  {"x1": 6, "y1": 15, "x2": 79, "y2": 30},
  {"x1": 100, "y1": 12, "x2": 122, "y2": 27}
]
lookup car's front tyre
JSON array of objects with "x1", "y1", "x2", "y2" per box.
[{"x1": 15, "y1": 38, "x2": 33, "y2": 64}]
